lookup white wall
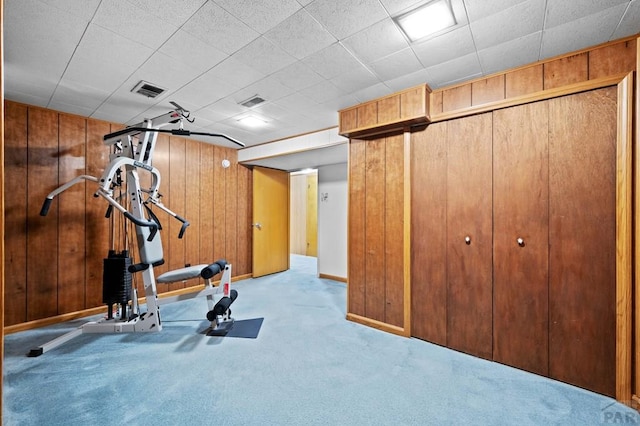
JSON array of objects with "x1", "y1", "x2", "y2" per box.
[{"x1": 317, "y1": 163, "x2": 348, "y2": 280}]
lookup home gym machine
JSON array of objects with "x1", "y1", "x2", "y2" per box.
[{"x1": 28, "y1": 102, "x2": 244, "y2": 357}]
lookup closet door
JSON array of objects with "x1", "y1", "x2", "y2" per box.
[
  {"x1": 548, "y1": 87, "x2": 617, "y2": 397},
  {"x1": 446, "y1": 113, "x2": 493, "y2": 359},
  {"x1": 493, "y1": 102, "x2": 549, "y2": 376},
  {"x1": 411, "y1": 123, "x2": 448, "y2": 345}
]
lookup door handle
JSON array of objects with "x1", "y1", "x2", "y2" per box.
[{"x1": 253, "y1": 222, "x2": 262, "y2": 230}]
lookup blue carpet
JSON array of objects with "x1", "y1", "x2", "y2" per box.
[{"x1": 3, "y1": 255, "x2": 637, "y2": 425}]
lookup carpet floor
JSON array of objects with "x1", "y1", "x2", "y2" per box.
[{"x1": 3, "y1": 255, "x2": 637, "y2": 425}]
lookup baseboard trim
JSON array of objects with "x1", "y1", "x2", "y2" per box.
[
  {"x1": 318, "y1": 273, "x2": 347, "y2": 283},
  {"x1": 346, "y1": 313, "x2": 410, "y2": 337}
]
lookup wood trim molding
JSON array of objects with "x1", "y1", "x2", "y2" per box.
[
  {"x1": 346, "y1": 312, "x2": 409, "y2": 337},
  {"x1": 403, "y1": 130, "x2": 412, "y2": 335},
  {"x1": 615, "y1": 72, "x2": 634, "y2": 402},
  {"x1": 635, "y1": 38, "x2": 640, "y2": 402}
]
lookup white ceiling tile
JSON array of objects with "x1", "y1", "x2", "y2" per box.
[
  {"x1": 412, "y1": 25, "x2": 475, "y2": 67},
  {"x1": 206, "y1": 57, "x2": 266, "y2": 89},
  {"x1": 49, "y1": 80, "x2": 110, "y2": 112},
  {"x1": 425, "y1": 52, "x2": 482, "y2": 88},
  {"x1": 378, "y1": 0, "x2": 425, "y2": 16},
  {"x1": 4, "y1": 68, "x2": 57, "y2": 108},
  {"x1": 228, "y1": 76, "x2": 295, "y2": 106},
  {"x1": 170, "y1": 70, "x2": 240, "y2": 110},
  {"x1": 251, "y1": 102, "x2": 295, "y2": 121},
  {"x1": 182, "y1": 1, "x2": 259, "y2": 55},
  {"x1": 130, "y1": 51, "x2": 203, "y2": 92},
  {"x1": 38, "y1": 0, "x2": 101, "y2": 20},
  {"x1": 270, "y1": 62, "x2": 325, "y2": 91},
  {"x1": 264, "y1": 9, "x2": 337, "y2": 60},
  {"x1": 306, "y1": 0, "x2": 389, "y2": 40},
  {"x1": 342, "y1": 18, "x2": 409, "y2": 64},
  {"x1": 127, "y1": 0, "x2": 207, "y2": 27},
  {"x1": 301, "y1": 43, "x2": 364, "y2": 80},
  {"x1": 470, "y1": 0, "x2": 545, "y2": 50},
  {"x1": 159, "y1": 30, "x2": 229, "y2": 74},
  {"x1": 319, "y1": 94, "x2": 361, "y2": 111},
  {"x1": 463, "y1": 0, "x2": 531, "y2": 21},
  {"x1": 612, "y1": 0, "x2": 640, "y2": 39},
  {"x1": 4, "y1": 0, "x2": 88, "y2": 84},
  {"x1": 299, "y1": 80, "x2": 345, "y2": 104},
  {"x1": 383, "y1": 68, "x2": 431, "y2": 92},
  {"x1": 478, "y1": 31, "x2": 542, "y2": 74},
  {"x1": 369, "y1": 48, "x2": 423, "y2": 81},
  {"x1": 352, "y1": 83, "x2": 393, "y2": 103},
  {"x1": 214, "y1": 0, "x2": 302, "y2": 33},
  {"x1": 232, "y1": 37, "x2": 297, "y2": 75},
  {"x1": 92, "y1": 1, "x2": 178, "y2": 50},
  {"x1": 202, "y1": 98, "x2": 247, "y2": 118},
  {"x1": 544, "y1": 0, "x2": 630, "y2": 29},
  {"x1": 540, "y1": 3, "x2": 629, "y2": 59},
  {"x1": 62, "y1": 24, "x2": 154, "y2": 93},
  {"x1": 330, "y1": 66, "x2": 380, "y2": 93}
]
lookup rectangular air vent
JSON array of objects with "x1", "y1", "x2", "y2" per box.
[
  {"x1": 131, "y1": 81, "x2": 166, "y2": 98},
  {"x1": 240, "y1": 95, "x2": 265, "y2": 108}
]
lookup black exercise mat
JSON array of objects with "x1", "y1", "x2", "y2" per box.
[{"x1": 225, "y1": 318, "x2": 264, "y2": 339}]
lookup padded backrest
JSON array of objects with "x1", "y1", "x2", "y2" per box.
[{"x1": 136, "y1": 224, "x2": 163, "y2": 265}]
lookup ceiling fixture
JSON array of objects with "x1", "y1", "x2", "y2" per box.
[
  {"x1": 237, "y1": 115, "x2": 267, "y2": 128},
  {"x1": 131, "y1": 80, "x2": 166, "y2": 98},
  {"x1": 239, "y1": 95, "x2": 266, "y2": 108},
  {"x1": 395, "y1": 0, "x2": 456, "y2": 42}
]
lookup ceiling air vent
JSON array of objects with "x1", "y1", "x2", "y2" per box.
[
  {"x1": 131, "y1": 80, "x2": 166, "y2": 98},
  {"x1": 239, "y1": 95, "x2": 265, "y2": 108}
]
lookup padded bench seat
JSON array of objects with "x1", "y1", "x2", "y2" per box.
[{"x1": 156, "y1": 260, "x2": 227, "y2": 284}]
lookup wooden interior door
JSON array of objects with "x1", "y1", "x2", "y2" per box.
[
  {"x1": 252, "y1": 166, "x2": 289, "y2": 277},
  {"x1": 493, "y1": 101, "x2": 550, "y2": 376},
  {"x1": 548, "y1": 87, "x2": 617, "y2": 397},
  {"x1": 410, "y1": 123, "x2": 448, "y2": 345},
  {"x1": 446, "y1": 113, "x2": 493, "y2": 359}
]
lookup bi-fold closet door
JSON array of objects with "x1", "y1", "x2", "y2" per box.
[{"x1": 411, "y1": 86, "x2": 617, "y2": 397}]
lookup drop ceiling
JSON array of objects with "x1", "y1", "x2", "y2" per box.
[{"x1": 4, "y1": 0, "x2": 640, "y2": 168}]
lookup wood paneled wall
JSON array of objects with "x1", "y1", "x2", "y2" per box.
[
  {"x1": 348, "y1": 133, "x2": 406, "y2": 331},
  {"x1": 4, "y1": 101, "x2": 252, "y2": 327}
]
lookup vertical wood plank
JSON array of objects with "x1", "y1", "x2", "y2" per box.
[
  {"x1": 184, "y1": 139, "x2": 200, "y2": 285},
  {"x1": 442, "y1": 84, "x2": 471, "y2": 112},
  {"x1": 57, "y1": 114, "x2": 86, "y2": 313},
  {"x1": 152, "y1": 133, "x2": 170, "y2": 293},
  {"x1": 384, "y1": 134, "x2": 404, "y2": 327},
  {"x1": 400, "y1": 86, "x2": 426, "y2": 119},
  {"x1": 548, "y1": 87, "x2": 617, "y2": 397},
  {"x1": 4, "y1": 102, "x2": 28, "y2": 325},
  {"x1": 340, "y1": 108, "x2": 357, "y2": 133},
  {"x1": 26, "y1": 107, "x2": 59, "y2": 320},
  {"x1": 357, "y1": 102, "x2": 377, "y2": 128},
  {"x1": 348, "y1": 139, "x2": 366, "y2": 316},
  {"x1": 213, "y1": 146, "x2": 227, "y2": 262},
  {"x1": 430, "y1": 91, "x2": 444, "y2": 115},
  {"x1": 493, "y1": 101, "x2": 549, "y2": 376},
  {"x1": 377, "y1": 95, "x2": 400, "y2": 124},
  {"x1": 364, "y1": 137, "x2": 386, "y2": 322},
  {"x1": 505, "y1": 65, "x2": 543, "y2": 98},
  {"x1": 471, "y1": 75, "x2": 505, "y2": 106},
  {"x1": 410, "y1": 123, "x2": 447, "y2": 345},
  {"x1": 199, "y1": 143, "x2": 215, "y2": 264},
  {"x1": 589, "y1": 39, "x2": 636, "y2": 80},
  {"x1": 543, "y1": 53, "x2": 588, "y2": 90},
  {"x1": 85, "y1": 120, "x2": 111, "y2": 308},
  {"x1": 168, "y1": 137, "x2": 186, "y2": 291},
  {"x1": 225, "y1": 149, "x2": 238, "y2": 266},
  {"x1": 446, "y1": 113, "x2": 493, "y2": 360}
]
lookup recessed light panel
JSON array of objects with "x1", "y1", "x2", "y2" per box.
[{"x1": 395, "y1": 0, "x2": 456, "y2": 42}]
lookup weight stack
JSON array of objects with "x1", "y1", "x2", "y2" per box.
[{"x1": 102, "y1": 250, "x2": 133, "y2": 311}]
